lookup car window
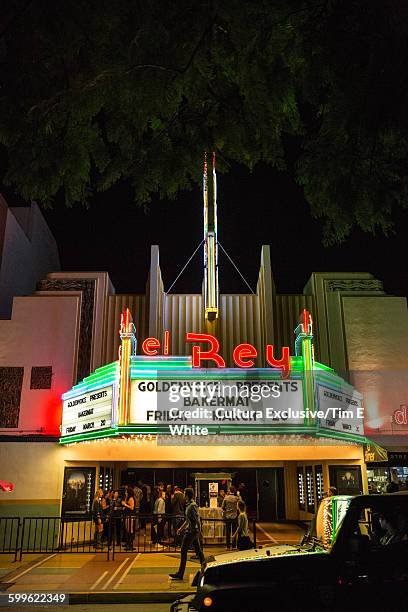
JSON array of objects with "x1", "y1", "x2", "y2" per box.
[{"x1": 354, "y1": 499, "x2": 408, "y2": 547}]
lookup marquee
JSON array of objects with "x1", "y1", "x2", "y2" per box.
[{"x1": 59, "y1": 308, "x2": 366, "y2": 445}]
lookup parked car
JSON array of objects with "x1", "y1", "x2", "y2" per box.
[{"x1": 171, "y1": 493, "x2": 408, "y2": 610}]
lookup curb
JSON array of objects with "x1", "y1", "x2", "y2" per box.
[{"x1": 69, "y1": 590, "x2": 192, "y2": 604}]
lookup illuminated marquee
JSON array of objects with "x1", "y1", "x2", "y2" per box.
[
  {"x1": 59, "y1": 308, "x2": 367, "y2": 445},
  {"x1": 61, "y1": 385, "x2": 113, "y2": 436},
  {"x1": 129, "y1": 378, "x2": 304, "y2": 425}
]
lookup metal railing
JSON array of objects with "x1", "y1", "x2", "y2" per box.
[
  {"x1": 0, "y1": 517, "x2": 21, "y2": 561},
  {"x1": 0, "y1": 514, "x2": 258, "y2": 561}
]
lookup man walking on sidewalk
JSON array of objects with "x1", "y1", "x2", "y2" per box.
[{"x1": 169, "y1": 487, "x2": 206, "y2": 580}]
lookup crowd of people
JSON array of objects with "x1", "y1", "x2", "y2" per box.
[{"x1": 92, "y1": 481, "x2": 252, "y2": 555}]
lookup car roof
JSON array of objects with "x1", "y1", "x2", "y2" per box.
[{"x1": 348, "y1": 493, "x2": 408, "y2": 507}]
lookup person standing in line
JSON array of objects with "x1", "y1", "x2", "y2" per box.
[
  {"x1": 222, "y1": 485, "x2": 238, "y2": 550},
  {"x1": 323, "y1": 486, "x2": 337, "y2": 499},
  {"x1": 122, "y1": 485, "x2": 135, "y2": 551},
  {"x1": 217, "y1": 489, "x2": 226, "y2": 507},
  {"x1": 151, "y1": 486, "x2": 159, "y2": 542},
  {"x1": 164, "y1": 484, "x2": 173, "y2": 538},
  {"x1": 133, "y1": 482, "x2": 143, "y2": 531},
  {"x1": 102, "y1": 490, "x2": 112, "y2": 542},
  {"x1": 109, "y1": 490, "x2": 123, "y2": 546},
  {"x1": 237, "y1": 483, "x2": 249, "y2": 506},
  {"x1": 138, "y1": 480, "x2": 149, "y2": 529},
  {"x1": 92, "y1": 488, "x2": 105, "y2": 549},
  {"x1": 169, "y1": 487, "x2": 206, "y2": 580},
  {"x1": 153, "y1": 488, "x2": 166, "y2": 544}
]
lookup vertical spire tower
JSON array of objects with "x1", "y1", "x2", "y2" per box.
[{"x1": 203, "y1": 152, "x2": 219, "y2": 321}]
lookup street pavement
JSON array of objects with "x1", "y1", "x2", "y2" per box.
[
  {"x1": 0, "y1": 523, "x2": 305, "y2": 603},
  {"x1": 5, "y1": 607, "x2": 168, "y2": 612}
]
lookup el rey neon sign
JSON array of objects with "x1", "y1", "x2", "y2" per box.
[{"x1": 141, "y1": 331, "x2": 291, "y2": 377}]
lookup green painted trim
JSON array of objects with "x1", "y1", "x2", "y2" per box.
[
  {"x1": 59, "y1": 423, "x2": 366, "y2": 444},
  {"x1": 0, "y1": 503, "x2": 60, "y2": 518}
]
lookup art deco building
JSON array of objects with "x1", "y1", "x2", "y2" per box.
[{"x1": 0, "y1": 175, "x2": 407, "y2": 522}]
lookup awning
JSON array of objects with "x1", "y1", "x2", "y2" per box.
[{"x1": 364, "y1": 438, "x2": 408, "y2": 465}]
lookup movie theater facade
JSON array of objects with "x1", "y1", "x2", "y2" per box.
[
  {"x1": 3, "y1": 239, "x2": 408, "y2": 522},
  {"x1": 1, "y1": 164, "x2": 407, "y2": 522},
  {"x1": 57, "y1": 292, "x2": 368, "y2": 523}
]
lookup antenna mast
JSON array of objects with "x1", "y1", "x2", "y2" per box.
[{"x1": 203, "y1": 152, "x2": 219, "y2": 321}]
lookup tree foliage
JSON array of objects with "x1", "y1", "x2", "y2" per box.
[{"x1": 1, "y1": 0, "x2": 407, "y2": 242}]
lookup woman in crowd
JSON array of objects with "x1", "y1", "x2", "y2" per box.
[
  {"x1": 109, "y1": 490, "x2": 123, "y2": 546},
  {"x1": 122, "y1": 485, "x2": 136, "y2": 551},
  {"x1": 92, "y1": 488, "x2": 105, "y2": 550},
  {"x1": 164, "y1": 484, "x2": 173, "y2": 538},
  {"x1": 102, "y1": 490, "x2": 112, "y2": 542},
  {"x1": 138, "y1": 480, "x2": 150, "y2": 529},
  {"x1": 152, "y1": 487, "x2": 166, "y2": 545}
]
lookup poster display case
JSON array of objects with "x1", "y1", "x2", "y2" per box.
[{"x1": 61, "y1": 467, "x2": 96, "y2": 518}]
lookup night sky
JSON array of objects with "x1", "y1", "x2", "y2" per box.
[{"x1": 40, "y1": 161, "x2": 408, "y2": 299}]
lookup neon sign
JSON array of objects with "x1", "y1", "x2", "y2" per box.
[
  {"x1": 393, "y1": 405, "x2": 408, "y2": 426},
  {"x1": 140, "y1": 331, "x2": 291, "y2": 377}
]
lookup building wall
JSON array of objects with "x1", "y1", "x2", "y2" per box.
[
  {"x1": 342, "y1": 295, "x2": 408, "y2": 441},
  {"x1": 45, "y1": 272, "x2": 115, "y2": 374},
  {"x1": 0, "y1": 295, "x2": 81, "y2": 435},
  {"x1": 0, "y1": 271, "x2": 114, "y2": 436},
  {"x1": 0, "y1": 442, "x2": 63, "y2": 517},
  {"x1": 163, "y1": 294, "x2": 203, "y2": 356},
  {"x1": 103, "y1": 294, "x2": 148, "y2": 363},
  {"x1": 0, "y1": 197, "x2": 60, "y2": 319},
  {"x1": 0, "y1": 441, "x2": 366, "y2": 520},
  {"x1": 1, "y1": 240, "x2": 403, "y2": 522},
  {"x1": 303, "y1": 272, "x2": 385, "y2": 371}
]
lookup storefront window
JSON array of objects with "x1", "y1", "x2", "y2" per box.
[
  {"x1": 367, "y1": 468, "x2": 389, "y2": 494},
  {"x1": 367, "y1": 466, "x2": 408, "y2": 493},
  {"x1": 392, "y1": 467, "x2": 408, "y2": 489}
]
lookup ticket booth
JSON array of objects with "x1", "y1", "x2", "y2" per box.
[{"x1": 194, "y1": 472, "x2": 232, "y2": 544}]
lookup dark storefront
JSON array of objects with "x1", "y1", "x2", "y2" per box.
[{"x1": 365, "y1": 445, "x2": 408, "y2": 493}]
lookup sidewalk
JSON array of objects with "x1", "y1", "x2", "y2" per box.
[
  {"x1": 0, "y1": 523, "x2": 305, "y2": 603},
  {"x1": 0, "y1": 550, "x2": 200, "y2": 603}
]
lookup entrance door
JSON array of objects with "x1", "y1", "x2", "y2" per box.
[{"x1": 257, "y1": 468, "x2": 285, "y2": 521}]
